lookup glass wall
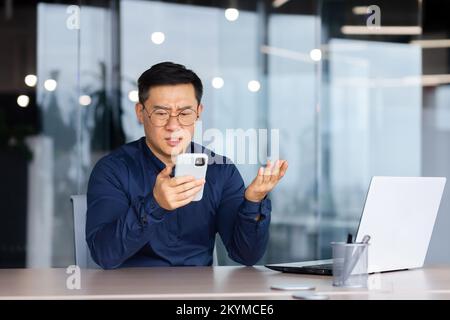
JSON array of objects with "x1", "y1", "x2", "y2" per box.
[
  {"x1": 1, "y1": 0, "x2": 449, "y2": 268},
  {"x1": 318, "y1": 0, "x2": 423, "y2": 259}
]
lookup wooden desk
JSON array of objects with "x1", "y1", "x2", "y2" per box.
[{"x1": 0, "y1": 266, "x2": 449, "y2": 300}]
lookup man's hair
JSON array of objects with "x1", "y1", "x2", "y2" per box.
[{"x1": 137, "y1": 61, "x2": 203, "y2": 105}]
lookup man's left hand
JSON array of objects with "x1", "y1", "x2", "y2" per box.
[{"x1": 244, "y1": 159, "x2": 288, "y2": 203}]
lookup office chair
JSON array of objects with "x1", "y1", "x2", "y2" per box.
[
  {"x1": 70, "y1": 195, "x2": 219, "y2": 268},
  {"x1": 70, "y1": 195, "x2": 100, "y2": 269}
]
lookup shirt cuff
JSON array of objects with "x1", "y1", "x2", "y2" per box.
[
  {"x1": 240, "y1": 197, "x2": 272, "y2": 221},
  {"x1": 138, "y1": 192, "x2": 165, "y2": 226}
]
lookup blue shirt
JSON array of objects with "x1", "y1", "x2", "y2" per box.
[{"x1": 86, "y1": 137, "x2": 271, "y2": 269}]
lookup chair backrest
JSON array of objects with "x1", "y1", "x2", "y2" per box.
[
  {"x1": 71, "y1": 194, "x2": 219, "y2": 267},
  {"x1": 70, "y1": 195, "x2": 99, "y2": 269},
  {"x1": 212, "y1": 242, "x2": 218, "y2": 266}
]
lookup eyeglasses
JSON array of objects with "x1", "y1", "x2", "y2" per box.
[{"x1": 142, "y1": 106, "x2": 198, "y2": 127}]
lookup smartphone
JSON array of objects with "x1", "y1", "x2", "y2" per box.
[{"x1": 174, "y1": 153, "x2": 208, "y2": 201}]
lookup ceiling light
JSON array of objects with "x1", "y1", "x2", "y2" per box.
[
  {"x1": 341, "y1": 26, "x2": 422, "y2": 35},
  {"x1": 225, "y1": 8, "x2": 239, "y2": 22}
]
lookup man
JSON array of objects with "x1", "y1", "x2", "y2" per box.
[{"x1": 86, "y1": 62, "x2": 288, "y2": 269}]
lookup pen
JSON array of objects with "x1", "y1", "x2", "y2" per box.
[
  {"x1": 343, "y1": 235, "x2": 371, "y2": 283},
  {"x1": 340, "y1": 233, "x2": 353, "y2": 285},
  {"x1": 347, "y1": 233, "x2": 353, "y2": 244}
]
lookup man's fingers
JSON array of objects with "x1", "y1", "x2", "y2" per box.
[
  {"x1": 268, "y1": 160, "x2": 287, "y2": 183},
  {"x1": 173, "y1": 179, "x2": 205, "y2": 194},
  {"x1": 253, "y1": 167, "x2": 264, "y2": 185},
  {"x1": 263, "y1": 160, "x2": 272, "y2": 184},
  {"x1": 271, "y1": 160, "x2": 281, "y2": 176},
  {"x1": 267, "y1": 160, "x2": 280, "y2": 183},
  {"x1": 169, "y1": 175, "x2": 196, "y2": 187},
  {"x1": 258, "y1": 167, "x2": 264, "y2": 176},
  {"x1": 174, "y1": 194, "x2": 197, "y2": 207},
  {"x1": 159, "y1": 165, "x2": 173, "y2": 178},
  {"x1": 259, "y1": 159, "x2": 287, "y2": 185},
  {"x1": 279, "y1": 160, "x2": 288, "y2": 178},
  {"x1": 175, "y1": 185, "x2": 203, "y2": 201}
]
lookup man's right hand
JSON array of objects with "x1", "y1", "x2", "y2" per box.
[{"x1": 153, "y1": 166, "x2": 206, "y2": 210}]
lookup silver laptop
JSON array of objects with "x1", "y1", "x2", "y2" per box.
[{"x1": 265, "y1": 176, "x2": 447, "y2": 275}]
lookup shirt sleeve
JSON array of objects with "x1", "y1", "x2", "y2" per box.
[
  {"x1": 85, "y1": 156, "x2": 165, "y2": 269},
  {"x1": 215, "y1": 163, "x2": 272, "y2": 266}
]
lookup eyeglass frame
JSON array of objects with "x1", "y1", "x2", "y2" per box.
[{"x1": 140, "y1": 103, "x2": 200, "y2": 127}]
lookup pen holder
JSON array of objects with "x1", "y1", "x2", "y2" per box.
[{"x1": 331, "y1": 242, "x2": 369, "y2": 288}]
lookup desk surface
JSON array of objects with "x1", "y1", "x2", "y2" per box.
[{"x1": 1, "y1": 266, "x2": 449, "y2": 300}]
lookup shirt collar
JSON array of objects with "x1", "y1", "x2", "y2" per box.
[{"x1": 140, "y1": 137, "x2": 166, "y2": 173}]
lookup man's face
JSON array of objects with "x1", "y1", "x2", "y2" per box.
[{"x1": 135, "y1": 83, "x2": 203, "y2": 162}]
